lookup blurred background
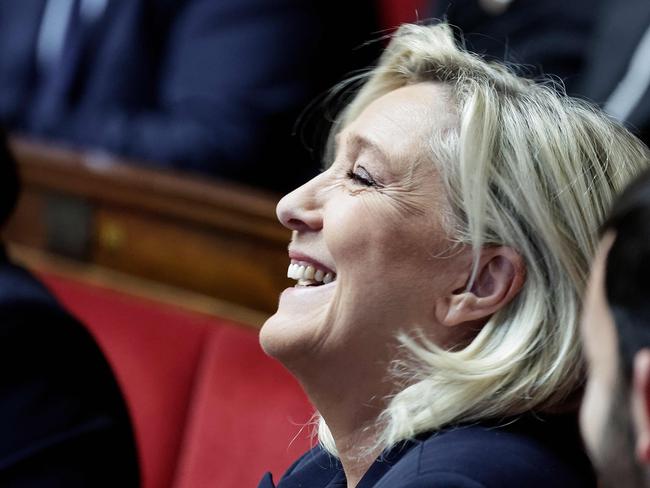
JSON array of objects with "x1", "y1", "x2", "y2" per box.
[{"x1": 0, "y1": 0, "x2": 648, "y2": 486}]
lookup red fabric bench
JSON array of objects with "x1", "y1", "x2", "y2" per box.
[
  {"x1": 379, "y1": 0, "x2": 431, "y2": 29},
  {"x1": 39, "y1": 273, "x2": 313, "y2": 488}
]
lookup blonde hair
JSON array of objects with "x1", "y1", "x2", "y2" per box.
[{"x1": 318, "y1": 23, "x2": 650, "y2": 454}]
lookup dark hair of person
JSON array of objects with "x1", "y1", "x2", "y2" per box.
[
  {"x1": 602, "y1": 166, "x2": 650, "y2": 380},
  {"x1": 0, "y1": 129, "x2": 20, "y2": 227}
]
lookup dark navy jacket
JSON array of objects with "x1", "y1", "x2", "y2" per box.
[
  {"x1": 0, "y1": 248, "x2": 139, "y2": 486},
  {"x1": 430, "y1": 0, "x2": 595, "y2": 95},
  {"x1": 259, "y1": 414, "x2": 595, "y2": 487},
  {"x1": 0, "y1": 0, "x2": 378, "y2": 191},
  {"x1": 578, "y1": 0, "x2": 650, "y2": 146}
]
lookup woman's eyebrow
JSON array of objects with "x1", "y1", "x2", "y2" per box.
[{"x1": 341, "y1": 131, "x2": 391, "y2": 169}]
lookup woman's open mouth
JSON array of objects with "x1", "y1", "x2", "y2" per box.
[{"x1": 287, "y1": 261, "x2": 336, "y2": 287}]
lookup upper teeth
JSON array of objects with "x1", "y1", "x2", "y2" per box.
[{"x1": 287, "y1": 263, "x2": 335, "y2": 285}]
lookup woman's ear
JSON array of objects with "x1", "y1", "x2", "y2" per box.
[{"x1": 435, "y1": 247, "x2": 525, "y2": 327}]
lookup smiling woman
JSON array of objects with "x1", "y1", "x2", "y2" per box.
[{"x1": 258, "y1": 23, "x2": 650, "y2": 488}]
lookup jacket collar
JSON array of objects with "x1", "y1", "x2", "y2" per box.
[{"x1": 259, "y1": 438, "x2": 421, "y2": 488}]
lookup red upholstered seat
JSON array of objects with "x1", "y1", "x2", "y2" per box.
[
  {"x1": 172, "y1": 326, "x2": 315, "y2": 488},
  {"x1": 379, "y1": 0, "x2": 431, "y2": 30},
  {"x1": 39, "y1": 273, "x2": 313, "y2": 488}
]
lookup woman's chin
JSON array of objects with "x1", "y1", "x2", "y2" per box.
[
  {"x1": 260, "y1": 314, "x2": 315, "y2": 363},
  {"x1": 258, "y1": 312, "x2": 298, "y2": 359},
  {"x1": 260, "y1": 282, "x2": 337, "y2": 357}
]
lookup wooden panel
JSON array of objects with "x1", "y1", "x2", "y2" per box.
[
  {"x1": 4, "y1": 136, "x2": 293, "y2": 314},
  {"x1": 93, "y1": 208, "x2": 289, "y2": 313},
  {"x1": 8, "y1": 138, "x2": 287, "y2": 242}
]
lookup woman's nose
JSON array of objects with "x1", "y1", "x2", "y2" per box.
[{"x1": 276, "y1": 175, "x2": 324, "y2": 232}]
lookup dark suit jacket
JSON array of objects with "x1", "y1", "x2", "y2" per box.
[
  {"x1": 259, "y1": 414, "x2": 595, "y2": 487},
  {"x1": 578, "y1": 0, "x2": 650, "y2": 146},
  {"x1": 0, "y1": 248, "x2": 139, "y2": 487},
  {"x1": 0, "y1": 0, "x2": 377, "y2": 191},
  {"x1": 430, "y1": 0, "x2": 595, "y2": 94}
]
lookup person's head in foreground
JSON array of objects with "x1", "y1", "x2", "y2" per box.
[
  {"x1": 581, "y1": 168, "x2": 650, "y2": 488},
  {"x1": 259, "y1": 22, "x2": 650, "y2": 488}
]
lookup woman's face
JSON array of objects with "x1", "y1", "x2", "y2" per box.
[{"x1": 260, "y1": 82, "x2": 472, "y2": 374}]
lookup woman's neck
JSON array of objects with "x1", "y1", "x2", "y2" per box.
[
  {"x1": 294, "y1": 365, "x2": 393, "y2": 487},
  {"x1": 334, "y1": 428, "x2": 383, "y2": 488}
]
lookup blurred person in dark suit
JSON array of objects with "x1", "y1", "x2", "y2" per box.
[
  {"x1": 429, "y1": 0, "x2": 594, "y2": 93},
  {"x1": 578, "y1": 0, "x2": 650, "y2": 147},
  {"x1": 0, "y1": 131, "x2": 139, "y2": 486},
  {"x1": 581, "y1": 168, "x2": 650, "y2": 488},
  {"x1": 0, "y1": 0, "x2": 378, "y2": 192}
]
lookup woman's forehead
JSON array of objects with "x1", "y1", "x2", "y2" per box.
[{"x1": 337, "y1": 83, "x2": 456, "y2": 170}]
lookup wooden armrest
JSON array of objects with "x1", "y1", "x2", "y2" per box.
[
  {"x1": 8, "y1": 136, "x2": 286, "y2": 241},
  {"x1": 4, "y1": 136, "x2": 291, "y2": 317}
]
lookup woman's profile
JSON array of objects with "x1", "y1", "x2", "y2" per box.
[{"x1": 258, "y1": 22, "x2": 650, "y2": 488}]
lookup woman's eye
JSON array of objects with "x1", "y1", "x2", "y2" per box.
[{"x1": 346, "y1": 166, "x2": 377, "y2": 187}]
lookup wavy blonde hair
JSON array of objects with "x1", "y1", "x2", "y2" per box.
[{"x1": 318, "y1": 22, "x2": 650, "y2": 455}]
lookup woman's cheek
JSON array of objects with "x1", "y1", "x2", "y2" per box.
[{"x1": 327, "y1": 196, "x2": 385, "y2": 251}]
